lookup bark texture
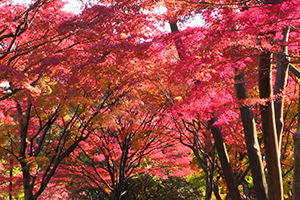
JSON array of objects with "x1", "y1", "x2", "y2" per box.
[
  {"x1": 274, "y1": 26, "x2": 291, "y2": 149},
  {"x1": 209, "y1": 115, "x2": 242, "y2": 200},
  {"x1": 293, "y1": 85, "x2": 300, "y2": 200},
  {"x1": 259, "y1": 52, "x2": 283, "y2": 200},
  {"x1": 234, "y1": 70, "x2": 268, "y2": 200},
  {"x1": 294, "y1": 128, "x2": 300, "y2": 200}
]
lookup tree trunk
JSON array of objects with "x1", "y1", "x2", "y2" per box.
[
  {"x1": 192, "y1": 145, "x2": 215, "y2": 200},
  {"x1": 209, "y1": 115, "x2": 242, "y2": 200},
  {"x1": 169, "y1": 22, "x2": 186, "y2": 59},
  {"x1": 213, "y1": 182, "x2": 222, "y2": 200},
  {"x1": 111, "y1": 187, "x2": 123, "y2": 200},
  {"x1": 274, "y1": 26, "x2": 291, "y2": 149},
  {"x1": 293, "y1": 85, "x2": 300, "y2": 200},
  {"x1": 22, "y1": 165, "x2": 33, "y2": 200},
  {"x1": 17, "y1": 101, "x2": 34, "y2": 200},
  {"x1": 9, "y1": 159, "x2": 13, "y2": 200},
  {"x1": 294, "y1": 127, "x2": 300, "y2": 200},
  {"x1": 204, "y1": 164, "x2": 214, "y2": 200},
  {"x1": 259, "y1": 52, "x2": 283, "y2": 200},
  {"x1": 234, "y1": 69, "x2": 268, "y2": 200}
]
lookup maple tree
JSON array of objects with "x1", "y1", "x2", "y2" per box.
[
  {"x1": 153, "y1": 0, "x2": 300, "y2": 199},
  {"x1": 135, "y1": 0, "x2": 300, "y2": 199},
  {"x1": 0, "y1": 0, "x2": 163, "y2": 199},
  {"x1": 58, "y1": 95, "x2": 193, "y2": 200},
  {"x1": 2, "y1": 0, "x2": 300, "y2": 199}
]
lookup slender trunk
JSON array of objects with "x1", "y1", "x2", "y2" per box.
[
  {"x1": 17, "y1": 101, "x2": 33, "y2": 200},
  {"x1": 294, "y1": 130, "x2": 300, "y2": 200},
  {"x1": 274, "y1": 26, "x2": 291, "y2": 149},
  {"x1": 169, "y1": 22, "x2": 187, "y2": 60},
  {"x1": 293, "y1": 131, "x2": 300, "y2": 199},
  {"x1": 259, "y1": 52, "x2": 283, "y2": 200},
  {"x1": 192, "y1": 146, "x2": 214, "y2": 200},
  {"x1": 9, "y1": 159, "x2": 13, "y2": 200},
  {"x1": 213, "y1": 182, "x2": 222, "y2": 200},
  {"x1": 111, "y1": 138, "x2": 129, "y2": 200},
  {"x1": 204, "y1": 166, "x2": 213, "y2": 200},
  {"x1": 288, "y1": 64, "x2": 300, "y2": 200},
  {"x1": 234, "y1": 69, "x2": 268, "y2": 200},
  {"x1": 293, "y1": 85, "x2": 300, "y2": 200},
  {"x1": 209, "y1": 114, "x2": 242, "y2": 200}
]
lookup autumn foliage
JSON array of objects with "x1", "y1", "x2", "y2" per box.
[{"x1": 1, "y1": 0, "x2": 300, "y2": 200}]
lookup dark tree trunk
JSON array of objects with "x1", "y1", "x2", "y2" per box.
[
  {"x1": 192, "y1": 144, "x2": 215, "y2": 200},
  {"x1": 9, "y1": 159, "x2": 13, "y2": 200},
  {"x1": 259, "y1": 52, "x2": 283, "y2": 200},
  {"x1": 293, "y1": 121, "x2": 300, "y2": 200},
  {"x1": 169, "y1": 22, "x2": 187, "y2": 60},
  {"x1": 204, "y1": 157, "x2": 214, "y2": 200},
  {"x1": 17, "y1": 101, "x2": 34, "y2": 200},
  {"x1": 111, "y1": 186, "x2": 124, "y2": 200},
  {"x1": 213, "y1": 182, "x2": 222, "y2": 200},
  {"x1": 209, "y1": 115, "x2": 242, "y2": 200},
  {"x1": 234, "y1": 69, "x2": 268, "y2": 200},
  {"x1": 294, "y1": 128, "x2": 300, "y2": 200},
  {"x1": 22, "y1": 165, "x2": 33, "y2": 200},
  {"x1": 293, "y1": 84, "x2": 300, "y2": 200}
]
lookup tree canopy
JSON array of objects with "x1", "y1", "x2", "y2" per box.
[{"x1": 1, "y1": 0, "x2": 300, "y2": 200}]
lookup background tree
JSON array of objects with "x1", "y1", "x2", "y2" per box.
[{"x1": 0, "y1": 0, "x2": 161, "y2": 199}]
